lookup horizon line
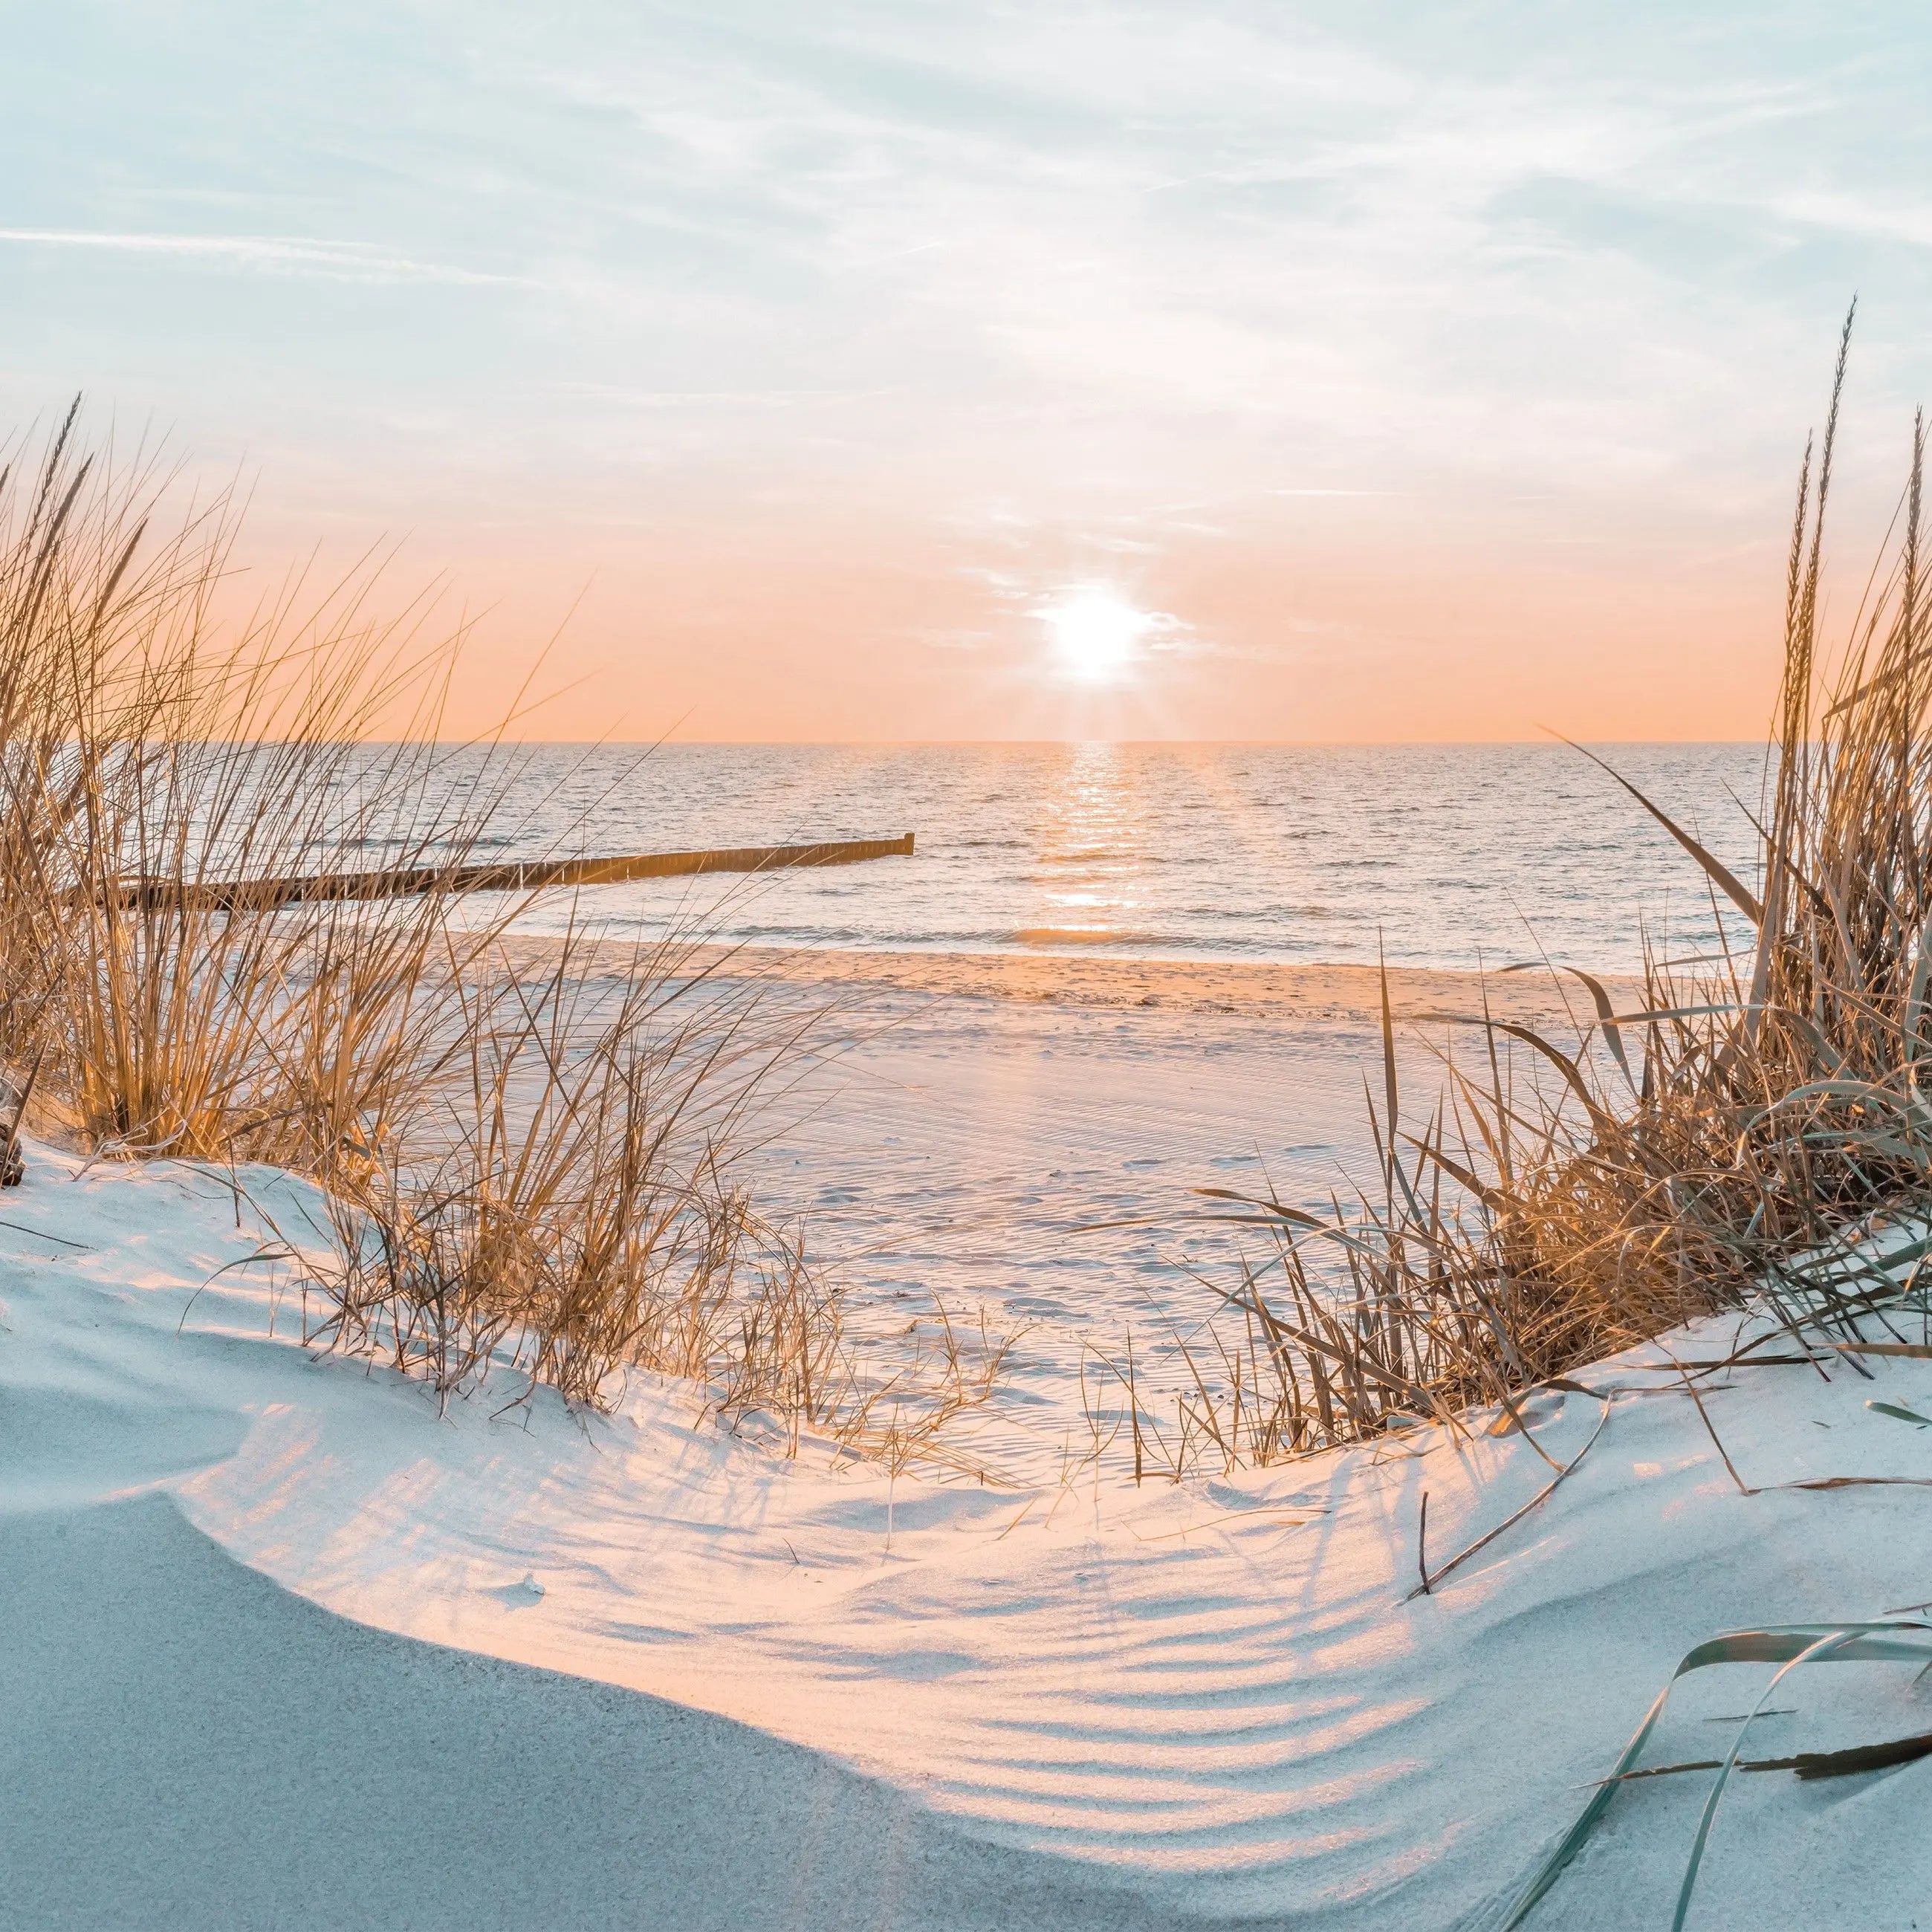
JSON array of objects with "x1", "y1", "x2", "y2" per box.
[{"x1": 381, "y1": 735, "x2": 1775, "y2": 750}]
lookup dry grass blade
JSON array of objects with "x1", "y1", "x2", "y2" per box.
[
  {"x1": 0, "y1": 402, "x2": 1001, "y2": 1462},
  {"x1": 1404, "y1": 1395, "x2": 1610, "y2": 1600},
  {"x1": 1548, "y1": 733, "x2": 1764, "y2": 924},
  {"x1": 1119, "y1": 311, "x2": 1932, "y2": 1483}
]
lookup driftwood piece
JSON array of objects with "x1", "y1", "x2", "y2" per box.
[{"x1": 95, "y1": 833, "x2": 917, "y2": 915}]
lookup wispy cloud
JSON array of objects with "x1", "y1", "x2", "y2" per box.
[
  {"x1": 4, "y1": 4, "x2": 1928, "y2": 736},
  {"x1": 0, "y1": 229, "x2": 516, "y2": 285},
  {"x1": 486, "y1": 7, "x2": 1891, "y2": 524}
]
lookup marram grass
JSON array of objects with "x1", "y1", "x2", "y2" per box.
[
  {"x1": 1094, "y1": 308, "x2": 1932, "y2": 1476},
  {"x1": 0, "y1": 401, "x2": 1002, "y2": 1460}
]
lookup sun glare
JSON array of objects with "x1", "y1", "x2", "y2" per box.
[{"x1": 1040, "y1": 589, "x2": 1149, "y2": 683}]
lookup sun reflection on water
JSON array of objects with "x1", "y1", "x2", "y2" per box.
[{"x1": 1019, "y1": 742, "x2": 1149, "y2": 948}]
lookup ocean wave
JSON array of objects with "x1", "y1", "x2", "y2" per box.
[{"x1": 411, "y1": 743, "x2": 1764, "y2": 975}]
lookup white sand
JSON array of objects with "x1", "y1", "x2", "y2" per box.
[
  {"x1": 611, "y1": 948, "x2": 1643, "y2": 1483},
  {"x1": 9, "y1": 957, "x2": 1932, "y2": 1928}
]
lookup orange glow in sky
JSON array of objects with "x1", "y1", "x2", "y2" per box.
[{"x1": 10, "y1": 6, "x2": 1931, "y2": 741}]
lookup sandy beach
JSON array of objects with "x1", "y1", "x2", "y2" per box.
[
  {"x1": 10, "y1": 1132, "x2": 1932, "y2": 1930},
  {"x1": 16, "y1": 939, "x2": 1918, "y2": 1931},
  {"x1": 6, "y1": 863, "x2": 1931, "y2": 1931},
  {"x1": 508, "y1": 939, "x2": 1647, "y2": 1028},
  {"x1": 501, "y1": 946, "x2": 1646, "y2": 1485}
]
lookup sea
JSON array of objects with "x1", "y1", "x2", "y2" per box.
[
  {"x1": 461, "y1": 741, "x2": 1767, "y2": 974},
  {"x1": 376, "y1": 741, "x2": 1778, "y2": 1462}
]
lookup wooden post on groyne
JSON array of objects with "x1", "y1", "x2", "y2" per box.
[{"x1": 101, "y1": 832, "x2": 916, "y2": 913}]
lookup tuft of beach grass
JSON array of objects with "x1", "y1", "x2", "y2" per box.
[
  {"x1": 1098, "y1": 305, "x2": 1932, "y2": 1478},
  {"x1": 0, "y1": 400, "x2": 1006, "y2": 1461}
]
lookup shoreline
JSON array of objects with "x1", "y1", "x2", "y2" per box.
[{"x1": 499, "y1": 936, "x2": 1646, "y2": 1028}]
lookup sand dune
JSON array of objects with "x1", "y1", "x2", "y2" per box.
[
  {"x1": 10, "y1": 1138, "x2": 1932, "y2": 1928},
  {"x1": 1, "y1": 1497, "x2": 1176, "y2": 1932}
]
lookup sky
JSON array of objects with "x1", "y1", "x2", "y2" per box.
[{"x1": 5, "y1": 3, "x2": 1932, "y2": 742}]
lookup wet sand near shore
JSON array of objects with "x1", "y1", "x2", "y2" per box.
[{"x1": 499, "y1": 936, "x2": 1644, "y2": 1030}]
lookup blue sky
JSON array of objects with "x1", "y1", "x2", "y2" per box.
[{"x1": 4, "y1": 4, "x2": 1930, "y2": 738}]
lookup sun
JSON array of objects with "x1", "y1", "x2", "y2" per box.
[{"x1": 1040, "y1": 589, "x2": 1149, "y2": 683}]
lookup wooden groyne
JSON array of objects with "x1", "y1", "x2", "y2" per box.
[{"x1": 102, "y1": 832, "x2": 916, "y2": 913}]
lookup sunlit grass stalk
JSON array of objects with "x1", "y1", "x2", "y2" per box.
[
  {"x1": 1109, "y1": 309, "x2": 1932, "y2": 1476},
  {"x1": 0, "y1": 400, "x2": 1008, "y2": 1460}
]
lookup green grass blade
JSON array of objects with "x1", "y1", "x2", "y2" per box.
[{"x1": 1500, "y1": 1623, "x2": 1932, "y2": 1929}]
